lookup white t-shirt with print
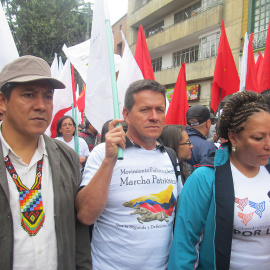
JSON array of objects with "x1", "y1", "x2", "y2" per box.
[
  {"x1": 56, "y1": 136, "x2": 89, "y2": 157},
  {"x1": 81, "y1": 143, "x2": 182, "y2": 270},
  {"x1": 230, "y1": 163, "x2": 270, "y2": 270}
]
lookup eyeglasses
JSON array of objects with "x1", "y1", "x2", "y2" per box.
[{"x1": 179, "y1": 140, "x2": 192, "y2": 146}]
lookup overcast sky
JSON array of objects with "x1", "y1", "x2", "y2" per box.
[{"x1": 88, "y1": 0, "x2": 128, "y2": 25}]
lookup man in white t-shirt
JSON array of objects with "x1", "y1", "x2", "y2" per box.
[
  {"x1": 76, "y1": 80, "x2": 182, "y2": 269},
  {"x1": 0, "y1": 55, "x2": 91, "y2": 270}
]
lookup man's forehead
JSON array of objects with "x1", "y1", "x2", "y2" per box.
[
  {"x1": 133, "y1": 90, "x2": 165, "y2": 104},
  {"x1": 15, "y1": 80, "x2": 54, "y2": 91}
]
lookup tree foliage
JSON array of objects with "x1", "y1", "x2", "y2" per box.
[{"x1": 2, "y1": 0, "x2": 91, "y2": 64}]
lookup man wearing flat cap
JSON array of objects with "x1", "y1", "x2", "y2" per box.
[
  {"x1": 0, "y1": 55, "x2": 91, "y2": 270},
  {"x1": 186, "y1": 104, "x2": 217, "y2": 167}
]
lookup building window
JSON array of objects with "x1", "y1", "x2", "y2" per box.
[
  {"x1": 174, "y1": 1, "x2": 201, "y2": 24},
  {"x1": 250, "y1": 0, "x2": 270, "y2": 49},
  {"x1": 173, "y1": 46, "x2": 199, "y2": 67},
  {"x1": 145, "y1": 21, "x2": 164, "y2": 38},
  {"x1": 253, "y1": 0, "x2": 270, "y2": 33},
  {"x1": 134, "y1": 0, "x2": 152, "y2": 11},
  {"x1": 201, "y1": 0, "x2": 221, "y2": 9},
  {"x1": 152, "y1": 57, "x2": 162, "y2": 72},
  {"x1": 117, "y1": 42, "x2": 123, "y2": 57},
  {"x1": 198, "y1": 32, "x2": 220, "y2": 59}
]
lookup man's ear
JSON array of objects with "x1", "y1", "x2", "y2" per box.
[
  {"x1": 0, "y1": 93, "x2": 7, "y2": 114},
  {"x1": 122, "y1": 107, "x2": 130, "y2": 125},
  {"x1": 206, "y1": 119, "x2": 211, "y2": 130}
]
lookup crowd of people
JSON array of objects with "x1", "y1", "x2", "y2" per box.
[{"x1": 0, "y1": 55, "x2": 269, "y2": 270}]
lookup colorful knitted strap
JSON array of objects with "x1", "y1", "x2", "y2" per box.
[{"x1": 4, "y1": 155, "x2": 45, "y2": 236}]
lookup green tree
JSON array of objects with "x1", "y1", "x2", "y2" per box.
[{"x1": 2, "y1": 0, "x2": 90, "y2": 64}]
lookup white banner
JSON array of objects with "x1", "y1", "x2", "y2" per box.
[
  {"x1": 63, "y1": 39, "x2": 121, "y2": 83},
  {"x1": 0, "y1": 3, "x2": 19, "y2": 70}
]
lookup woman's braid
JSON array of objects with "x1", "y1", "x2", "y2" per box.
[{"x1": 218, "y1": 91, "x2": 269, "y2": 140}]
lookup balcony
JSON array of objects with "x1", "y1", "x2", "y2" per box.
[
  {"x1": 250, "y1": 29, "x2": 268, "y2": 50},
  {"x1": 128, "y1": 0, "x2": 191, "y2": 28},
  {"x1": 130, "y1": 3, "x2": 223, "y2": 54},
  {"x1": 154, "y1": 57, "x2": 216, "y2": 85}
]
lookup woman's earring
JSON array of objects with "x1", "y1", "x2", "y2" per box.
[{"x1": 232, "y1": 146, "x2": 236, "y2": 152}]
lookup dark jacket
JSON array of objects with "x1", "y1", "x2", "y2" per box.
[
  {"x1": 186, "y1": 126, "x2": 217, "y2": 167},
  {"x1": 0, "y1": 135, "x2": 91, "y2": 270},
  {"x1": 79, "y1": 130, "x2": 99, "y2": 151}
]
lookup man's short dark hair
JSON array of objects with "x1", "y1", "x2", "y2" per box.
[
  {"x1": 85, "y1": 120, "x2": 90, "y2": 129},
  {"x1": 124, "y1": 79, "x2": 166, "y2": 111},
  {"x1": 0, "y1": 83, "x2": 19, "y2": 101}
]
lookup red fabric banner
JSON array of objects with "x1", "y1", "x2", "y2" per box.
[
  {"x1": 134, "y1": 25, "x2": 155, "y2": 80},
  {"x1": 165, "y1": 63, "x2": 189, "y2": 125},
  {"x1": 211, "y1": 20, "x2": 240, "y2": 112}
]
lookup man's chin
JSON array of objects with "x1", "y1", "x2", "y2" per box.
[{"x1": 147, "y1": 130, "x2": 162, "y2": 139}]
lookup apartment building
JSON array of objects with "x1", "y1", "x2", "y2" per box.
[
  {"x1": 126, "y1": 0, "x2": 244, "y2": 107},
  {"x1": 241, "y1": 0, "x2": 269, "y2": 59},
  {"x1": 112, "y1": 14, "x2": 127, "y2": 56}
]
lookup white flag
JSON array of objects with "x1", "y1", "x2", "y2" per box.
[
  {"x1": 0, "y1": 3, "x2": 19, "y2": 70},
  {"x1": 239, "y1": 32, "x2": 249, "y2": 91},
  {"x1": 63, "y1": 40, "x2": 90, "y2": 82},
  {"x1": 51, "y1": 53, "x2": 59, "y2": 79},
  {"x1": 46, "y1": 59, "x2": 79, "y2": 137},
  {"x1": 52, "y1": 59, "x2": 72, "y2": 120},
  {"x1": 117, "y1": 31, "x2": 144, "y2": 119},
  {"x1": 58, "y1": 56, "x2": 64, "y2": 75},
  {"x1": 63, "y1": 39, "x2": 121, "y2": 83},
  {"x1": 85, "y1": 0, "x2": 115, "y2": 133}
]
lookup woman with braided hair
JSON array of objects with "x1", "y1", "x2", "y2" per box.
[{"x1": 168, "y1": 91, "x2": 270, "y2": 270}]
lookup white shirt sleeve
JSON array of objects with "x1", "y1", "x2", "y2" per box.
[{"x1": 79, "y1": 137, "x2": 90, "y2": 157}]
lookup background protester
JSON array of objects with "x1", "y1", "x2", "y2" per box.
[
  {"x1": 186, "y1": 105, "x2": 217, "y2": 168},
  {"x1": 56, "y1": 115, "x2": 89, "y2": 169},
  {"x1": 79, "y1": 119, "x2": 100, "y2": 151},
  {"x1": 160, "y1": 125, "x2": 193, "y2": 184},
  {"x1": 100, "y1": 119, "x2": 128, "y2": 143},
  {"x1": 168, "y1": 91, "x2": 270, "y2": 269},
  {"x1": 78, "y1": 123, "x2": 85, "y2": 133}
]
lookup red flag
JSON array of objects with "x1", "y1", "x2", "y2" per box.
[
  {"x1": 245, "y1": 33, "x2": 258, "y2": 92},
  {"x1": 258, "y1": 21, "x2": 270, "y2": 92},
  {"x1": 257, "y1": 52, "x2": 264, "y2": 90},
  {"x1": 165, "y1": 63, "x2": 189, "y2": 125},
  {"x1": 76, "y1": 84, "x2": 86, "y2": 124},
  {"x1": 211, "y1": 20, "x2": 240, "y2": 112},
  {"x1": 256, "y1": 52, "x2": 263, "y2": 76},
  {"x1": 71, "y1": 65, "x2": 77, "y2": 107},
  {"x1": 134, "y1": 25, "x2": 155, "y2": 80},
  {"x1": 77, "y1": 84, "x2": 86, "y2": 113},
  {"x1": 50, "y1": 106, "x2": 72, "y2": 138}
]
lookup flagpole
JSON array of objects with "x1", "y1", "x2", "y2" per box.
[
  {"x1": 71, "y1": 65, "x2": 79, "y2": 155},
  {"x1": 72, "y1": 103, "x2": 79, "y2": 154},
  {"x1": 105, "y1": 19, "x2": 123, "y2": 160},
  {"x1": 218, "y1": 88, "x2": 221, "y2": 121}
]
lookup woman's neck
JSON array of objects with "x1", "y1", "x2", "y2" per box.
[
  {"x1": 229, "y1": 152, "x2": 260, "y2": 178},
  {"x1": 62, "y1": 135, "x2": 73, "y2": 143}
]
